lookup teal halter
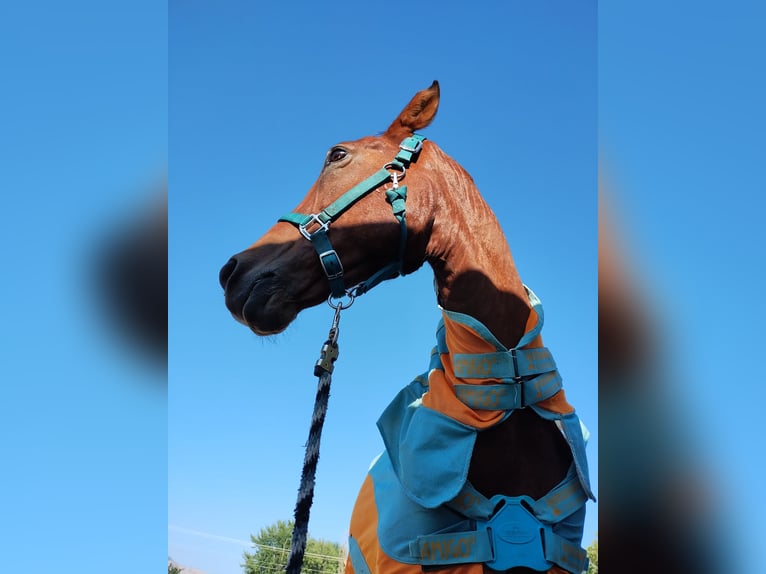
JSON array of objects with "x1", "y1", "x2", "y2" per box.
[{"x1": 278, "y1": 134, "x2": 426, "y2": 299}]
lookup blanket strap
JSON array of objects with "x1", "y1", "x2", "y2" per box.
[
  {"x1": 412, "y1": 465, "x2": 590, "y2": 573},
  {"x1": 411, "y1": 471, "x2": 589, "y2": 573}
]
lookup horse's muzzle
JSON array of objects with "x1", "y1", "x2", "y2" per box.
[
  {"x1": 219, "y1": 254, "x2": 300, "y2": 335},
  {"x1": 218, "y1": 257, "x2": 238, "y2": 291}
]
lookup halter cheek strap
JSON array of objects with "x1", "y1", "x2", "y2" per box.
[{"x1": 279, "y1": 134, "x2": 426, "y2": 299}]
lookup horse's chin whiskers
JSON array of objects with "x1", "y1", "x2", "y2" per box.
[
  {"x1": 252, "y1": 328, "x2": 283, "y2": 337},
  {"x1": 254, "y1": 327, "x2": 290, "y2": 341}
]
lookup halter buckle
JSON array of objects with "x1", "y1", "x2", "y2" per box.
[
  {"x1": 400, "y1": 138, "x2": 423, "y2": 155},
  {"x1": 318, "y1": 249, "x2": 344, "y2": 280},
  {"x1": 299, "y1": 214, "x2": 330, "y2": 240}
]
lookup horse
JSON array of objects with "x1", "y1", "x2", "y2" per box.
[{"x1": 219, "y1": 81, "x2": 594, "y2": 574}]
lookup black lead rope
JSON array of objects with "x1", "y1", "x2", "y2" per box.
[{"x1": 285, "y1": 297, "x2": 350, "y2": 574}]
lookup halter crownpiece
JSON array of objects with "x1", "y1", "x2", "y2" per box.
[{"x1": 279, "y1": 134, "x2": 426, "y2": 300}]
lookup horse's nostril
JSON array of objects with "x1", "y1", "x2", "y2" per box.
[{"x1": 219, "y1": 257, "x2": 238, "y2": 290}]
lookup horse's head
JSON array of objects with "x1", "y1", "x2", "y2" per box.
[{"x1": 219, "y1": 82, "x2": 441, "y2": 335}]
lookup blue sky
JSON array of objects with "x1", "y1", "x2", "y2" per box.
[
  {"x1": 600, "y1": 3, "x2": 765, "y2": 571},
  {"x1": 1, "y1": 1, "x2": 167, "y2": 573},
  {"x1": 169, "y1": 2, "x2": 596, "y2": 573}
]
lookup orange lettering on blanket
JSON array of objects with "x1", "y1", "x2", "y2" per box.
[
  {"x1": 458, "y1": 386, "x2": 501, "y2": 408},
  {"x1": 420, "y1": 535, "x2": 477, "y2": 561},
  {"x1": 454, "y1": 356, "x2": 498, "y2": 377}
]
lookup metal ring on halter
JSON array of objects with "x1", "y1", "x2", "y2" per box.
[
  {"x1": 384, "y1": 162, "x2": 406, "y2": 181},
  {"x1": 327, "y1": 291, "x2": 355, "y2": 310}
]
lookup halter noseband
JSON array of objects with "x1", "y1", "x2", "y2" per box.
[{"x1": 278, "y1": 134, "x2": 426, "y2": 300}]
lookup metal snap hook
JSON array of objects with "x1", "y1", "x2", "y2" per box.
[
  {"x1": 327, "y1": 291, "x2": 353, "y2": 345},
  {"x1": 384, "y1": 162, "x2": 406, "y2": 189}
]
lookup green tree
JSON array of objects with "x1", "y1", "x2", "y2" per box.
[
  {"x1": 243, "y1": 520, "x2": 343, "y2": 574},
  {"x1": 586, "y1": 536, "x2": 598, "y2": 574},
  {"x1": 168, "y1": 559, "x2": 182, "y2": 574}
]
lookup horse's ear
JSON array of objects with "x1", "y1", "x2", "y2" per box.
[{"x1": 385, "y1": 80, "x2": 440, "y2": 140}]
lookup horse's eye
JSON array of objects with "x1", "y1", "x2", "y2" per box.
[{"x1": 327, "y1": 147, "x2": 347, "y2": 164}]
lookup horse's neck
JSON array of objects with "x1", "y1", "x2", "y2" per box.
[
  {"x1": 421, "y1": 151, "x2": 573, "y2": 503},
  {"x1": 423, "y1": 151, "x2": 530, "y2": 348}
]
